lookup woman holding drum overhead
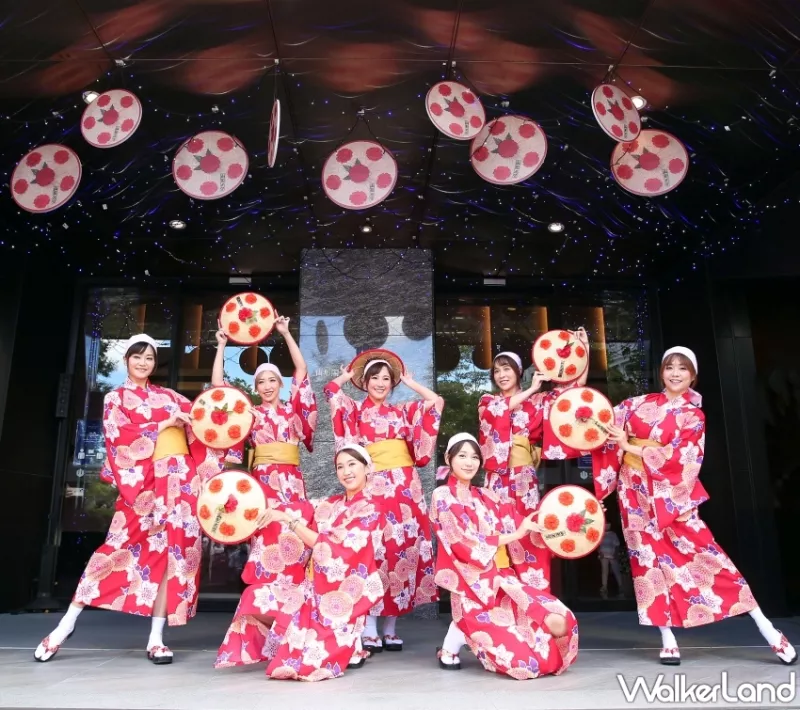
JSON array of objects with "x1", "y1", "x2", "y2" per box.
[
  {"x1": 477, "y1": 328, "x2": 590, "y2": 590},
  {"x1": 325, "y1": 349, "x2": 443, "y2": 654},
  {"x1": 430, "y1": 433, "x2": 579, "y2": 678},
  {"x1": 592, "y1": 346, "x2": 797, "y2": 666},
  {"x1": 211, "y1": 313, "x2": 318, "y2": 668},
  {"x1": 34, "y1": 334, "x2": 225, "y2": 665}
]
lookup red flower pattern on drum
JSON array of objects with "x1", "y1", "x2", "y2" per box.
[
  {"x1": 249, "y1": 325, "x2": 262, "y2": 339},
  {"x1": 557, "y1": 399, "x2": 571, "y2": 413},
  {"x1": 238, "y1": 308, "x2": 253, "y2": 322},
  {"x1": 236, "y1": 478, "x2": 252, "y2": 494},
  {"x1": 227, "y1": 425, "x2": 242, "y2": 440},
  {"x1": 544, "y1": 514, "x2": 559, "y2": 530},
  {"x1": 204, "y1": 430, "x2": 219, "y2": 444},
  {"x1": 585, "y1": 499, "x2": 598, "y2": 514},
  {"x1": 558, "y1": 490, "x2": 574, "y2": 506},
  {"x1": 566, "y1": 513, "x2": 584, "y2": 533},
  {"x1": 586, "y1": 527, "x2": 600, "y2": 543},
  {"x1": 540, "y1": 339, "x2": 551, "y2": 350},
  {"x1": 565, "y1": 364, "x2": 577, "y2": 377},
  {"x1": 560, "y1": 539, "x2": 576, "y2": 554},
  {"x1": 193, "y1": 408, "x2": 205, "y2": 421},
  {"x1": 581, "y1": 390, "x2": 594, "y2": 403},
  {"x1": 584, "y1": 429, "x2": 600, "y2": 444},
  {"x1": 208, "y1": 478, "x2": 223, "y2": 494},
  {"x1": 543, "y1": 357, "x2": 556, "y2": 371},
  {"x1": 219, "y1": 522, "x2": 236, "y2": 537},
  {"x1": 233, "y1": 400, "x2": 247, "y2": 415},
  {"x1": 199, "y1": 505, "x2": 211, "y2": 520},
  {"x1": 575, "y1": 406, "x2": 593, "y2": 421},
  {"x1": 244, "y1": 294, "x2": 257, "y2": 305},
  {"x1": 243, "y1": 508, "x2": 259, "y2": 521},
  {"x1": 558, "y1": 423, "x2": 573, "y2": 438}
]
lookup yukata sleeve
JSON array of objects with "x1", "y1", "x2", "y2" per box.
[
  {"x1": 477, "y1": 393, "x2": 513, "y2": 473},
  {"x1": 400, "y1": 397, "x2": 443, "y2": 467},
  {"x1": 645, "y1": 408, "x2": 706, "y2": 528},
  {"x1": 429, "y1": 489, "x2": 499, "y2": 573},
  {"x1": 590, "y1": 400, "x2": 630, "y2": 501},
  {"x1": 289, "y1": 370, "x2": 317, "y2": 453},
  {"x1": 102, "y1": 390, "x2": 158, "y2": 505},
  {"x1": 323, "y1": 381, "x2": 357, "y2": 449}
]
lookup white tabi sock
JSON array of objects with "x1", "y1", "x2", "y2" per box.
[
  {"x1": 50, "y1": 604, "x2": 83, "y2": 645},
  {"x1": 659, "y1": 626, "x2": 678, "y2": 650},
  {"x1": 382, "y1": 615, "x2": 398, "y2": 637},
  {"x1": 148, "y1": 616, "x2": 166, "y2": 649},
  {"x1": 442, "y1": 622, "x2": 466, "y2": 655},
  {"x1": 749, "y1": 607, "x2": 782, "y2": 647},
  {"x1": 363, "y1": 615, "x2": 378, "y2": 639}
]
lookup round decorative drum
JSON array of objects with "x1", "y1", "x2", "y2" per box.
[
  {"x1": 10, "y1": 144, "x2": 82, "y2": 213},
  {"x1": 610, "y1": 129, "x2": 689, "y2": 197},
  {"x1": 537, "y1": 484, "x2": 605, "y2": 559},
  {"x1": 219, "y1": 292, "x2": 276, "y2": 345},
  {"x1": 198, "y1": 470, "x2": 266, "y2": 545},
  {"x1": 321, "y1": 140, "x2": 398, "y2": 209},
  {"x1": 591, "y1": 84, "x2": 640, "y2": 142},
  {"x1": 425, "y1": 81, "x2": 486, "y2": 140},
  {"x1": 81, "y1": 89, "x2": 143, "y2": 148},
  {"x1": 347, "y1": 347, "x2": 405, "y2": 391},
  {"x1": 172, "y1": 130, "x2": 248, "y2": 199},
  {"x1": 268, "y1": 98, "x2": 280, "y2": 168},
  {"x1": 470, "y1": 115, "x2": 547, "y2": 185},
  {"x1": 531, "y1": 330, "x2": 588, "y2": 384},
  {"x1": 190, "y1": 385, "x2": 254, "y2": 449},
  {"x1": 549, "y1": 387, "x2": 614, "y2": 452}
]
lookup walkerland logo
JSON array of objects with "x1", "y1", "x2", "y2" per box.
[{"x1": 617, "y1": 672, "x2": 796, "y2": 704}]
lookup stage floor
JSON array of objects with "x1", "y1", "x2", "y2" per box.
[{"x1": 0, "y1": 610, "x2": 798, "y2": 710}]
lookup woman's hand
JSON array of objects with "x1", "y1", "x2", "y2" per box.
[
  {"x1": 530, "y1": 371, "x2": 550, "y2": 393},
  {"x1": 160, "y1": 411, "x2": 191, "y2": 432},
  {"x1": 575, "y1": 327, "x2": 589, "y2": 345},
  {"x1": 255, "y1": 508, "x2": 290, "y2": 529},
  {"x1": 274, "y1": 316, "x2": 290, "y2": 336},
  {"x1": 249, "y1": 405, "x2": 264, "y2": 423},
  {"x1": 519, "y1": 512, "x2": 546, "y2": 535},
  {"x1": 605, "y1": 423, "x2": 628, "y2": 451},
  {"x1": 339, "y1": 364, "x2": 354, "y2": 381},
  {"x1": 399, "y1": 370, "x2": 414, "y2": 386},
  {"x1": 215, "y1": 328, "x2": 228, "y2": 347}
]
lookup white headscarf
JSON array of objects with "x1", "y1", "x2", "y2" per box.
[
  {"x1": 124, "y1": 334, "x2": 158, "y2": 353},
  {"x1": 253, "y1": 363, "x2": 283, "y2": 385},
  {"x1": 493, "y1": 351, "x2": 522, "y2": 370},
  {"x1": 662, "y1": 346, "x2": 698, "y2": 373},
  {"x1": 337, "y1": 442, "x2": 373, "y2": 467}
]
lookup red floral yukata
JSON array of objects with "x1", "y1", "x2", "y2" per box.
[
  {"x1": 75, "y1": 379, "x2": 225, "y2": 626},
  {"x1": 431, "y1": 478, "x2": 579, "y2": 679},
  {"x1": 323, "y1": 381, "x2": 442, "y2": 616},
  {"x1": 478, "y1": 390, "x2": 583, "y2": 591},
  {"x1": 592, "y1": 389, "x2": 757, "y2": 628},
  {"x1": 215, "y1": 370, "x2": 317, "y2": 667}
]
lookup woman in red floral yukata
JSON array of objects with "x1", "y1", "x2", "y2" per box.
[
  {"x1": 592, "y1": 346, "x2": 797, "y2": 666},
  {"x1": 430, "y1": 433, "x2": 579, "y2": 678},
  {"x1": 35, "y1": 335, "x2": 226, "y2": 665},
  {"x1": 325, "y1": 349, "x2": 443, "y2": 654},
  {"x1": 211, "y1": 315, "x2": 318, "y2": 667},
  {"x1": 477, "y1": 328, "x2": 589, "y2": 591}
]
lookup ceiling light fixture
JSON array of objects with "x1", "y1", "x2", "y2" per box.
[
  {"x1": 360, "y1": 224, "x2": 372, "y2": 233},
  {"x1": 548, "y1": 222, "x2": 564, "y2": 233},
  {"x1": 169, "y1": 220, "x2": 186, "y2": 230},
  {"x1": 631, "y1": 95, "x2": 647, "y2": 110},
  {"x1": 82, "y1": 91, "x2": 99, "y2": 104}
]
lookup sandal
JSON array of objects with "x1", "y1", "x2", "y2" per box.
[
  {"x1": 772, "y1": 632, "x2": 797, "y2": 665},
  {"x1": 362, "y1": 635, "x2": 382, "y2": 654},
  {"x1": 146, "y1": 645, "x2": 173, "y2": 665},
  {"x1": 437, "y1": 647, "x2": 461, "y2": 670},
  {"x1": 33, "y1": 631, "x2": 74, "y2": 663},
  {"x1": 348, "y1": 649, "x2": 370, "y2": 669},
  {"x1": 659, "y1": 647, "x2": 680, "y2": 666},
  {"x1": 383, "y1": 634, "x2": 403, "y2": 652}
]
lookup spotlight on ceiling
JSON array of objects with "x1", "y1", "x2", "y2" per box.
[
  {"x1": 548, "y1": 222, "x2": 564, "y2": 233},
  {"x1": 360, "y1": 224, "x2": 372, "y2": 233},
  {"x1": 169, "y1": 220, "x2": 186, "y2": 230},
  {"x1": 82, "y1": 91, "x2": 99, "y2": 104},
  {"x1": 631, "y1": 95, "x2": 647, "y2": 110}
]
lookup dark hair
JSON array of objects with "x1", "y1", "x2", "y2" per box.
[
  {"x1": 446, "y1": 439, "x2": 484, "y2": 468},
  {"x1": 492, "y1": 355, "x2": 521, "y2": 388},
  {"x1": 337, "y1": 447, "x2": 369, "y2": 466},
  {"x1": 660, "y1": 353, "x2": 698, "y2": 386},
  {"x1": 364, "y1": 361, "x2": 395, "y2": 387},
  {"x1": 125, "y1": 342, "x2": 158, "y2": 369}
]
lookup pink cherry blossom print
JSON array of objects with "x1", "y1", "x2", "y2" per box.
[
  {"x1": 11, "y1": 144, "x2": 82, "y2": 213},
  {"x1": 322, "y1": 139, "x2": 397, "y2": 209},
  {"x1": 81, "y1": 90, "x2": 142, "y2": 148},
  {"x1": 610, "y1": 129, "x2": 688, "y2": 196},
  {"x1": 471, "y1": 115, "x2": 548, "y2": 185},
  {"x1": 172, "y1": 131, "x2": 248, "y2": 199},
  {"x1": 425, "y1": 81, "x2": 485, "y2": 140}
]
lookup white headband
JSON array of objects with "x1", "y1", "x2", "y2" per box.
[
  {"x1": 254, "y1": 363, "x2": 283, "y2": 383},
  {"x1": 365, "y1": 359, "x2": 390, "y2": 373},
  {"x1": 494, "y1": 351, "x2": 522, "y2": 370},
  {"x1": 337, "y1": 442, "x2": 372, "y2": 466},
  {"x1": 662, "y1": 347, "x2": 698, "y2": 373},
  {"x1": 445, "y1": 432, "x2": 479, "y2": 455},
  {"x1": 125, "y1": 334, "x2": 158, "y2": 353}
]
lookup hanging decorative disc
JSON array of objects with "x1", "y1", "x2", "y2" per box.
[
  {"x1": 10, "y1": 144, "x2": 82, "y2": 214},
  {"x1": 172, "y1": 130, "x2": 248, "y2": 200},
  {"x1": 267, "y1": 99, "x2": 281, "y2": 168},
  {"x1": 80, "y1": 89, "x2": 143, "y2": 148},
  {"x1": 611, "y1": 130, "x2": 689, "y2": 197},
  {"x1": 591, "y1": 84, "x2": 640, "y2": 142},
  {"x1": 322, "y1": 140, "x2": 397, "y2": 209},
  {"x1": 470, "y1": 115, "x2": 547, "y2": 185},
  {"x1": 425, "y1": 81, "x2": 486, "y2": 140}
]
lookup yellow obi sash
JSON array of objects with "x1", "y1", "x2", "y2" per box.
[
  {"x1": 153, "y1": 426, "x2": 189, "y2": 460},
  {"x1": 366, "y1": 440, "x2": 413, "y2": 471},
  {"x1": 495, "y1": 545, "x2": 510, "y2": 569},
  {"x1": 510, "y1": 435, "x2": 541, "y2": 469},
  {"x1": 250, "y1": 442, "x2": 300, "y2": 469},
  {"x1": 623, "y1": 438, "x2": 662, "y2": 471}
]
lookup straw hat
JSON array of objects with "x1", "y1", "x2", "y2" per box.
[
  {"x1": 537, "y1": 485, "x2": 605, "y2": 559},
  {"x1": 348, "y1": 348, "x2": 405, "y2": 391},
  {"x1": 197, "y1": 470, "x2": 266, "y2": 545}
]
